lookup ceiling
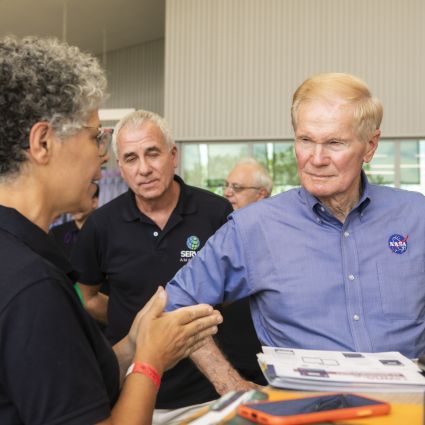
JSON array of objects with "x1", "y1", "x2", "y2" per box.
[{"x1": 0, "y1": 0, "x2": 165, "y2": 55}]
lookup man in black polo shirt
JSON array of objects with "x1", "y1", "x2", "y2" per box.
[{"x1": 73, "y1": 110, "x2": 233, "y2": 424}]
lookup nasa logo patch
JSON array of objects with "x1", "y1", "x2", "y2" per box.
[{"x1": 388, "y1": 234, "x2": 408, "y2": 255}]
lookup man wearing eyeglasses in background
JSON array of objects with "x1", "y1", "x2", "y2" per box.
[
  {"x1": 72, "y1": 109, "x2": 233, "y2": 425},
  {"x1": 216, "y1": 157, "x2": 273, "y2": 385},
  {"x1": 224, "y1": 158, "x2": 273, "y2": 209}
]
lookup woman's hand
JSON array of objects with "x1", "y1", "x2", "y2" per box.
[{"x1": 128, "y1": 287, "x2": 222, "y2": 374}]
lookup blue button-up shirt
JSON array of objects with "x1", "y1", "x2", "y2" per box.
[{"x1": 166, "y1": 176, "x2": 425, "y2": 358}]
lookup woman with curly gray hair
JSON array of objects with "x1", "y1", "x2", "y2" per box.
[{"x1": 0, "y1": 36, "x2": 221, "y2": 425}]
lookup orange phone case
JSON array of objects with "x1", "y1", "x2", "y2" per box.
[{"x1": 237, "y1": 393, "x2": 390, "y2": 425}]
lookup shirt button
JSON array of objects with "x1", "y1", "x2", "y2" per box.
[
  {"x1": 316, "y1": 217, "x2": 321, "y2": 223},
  {"x1": 348, "y1": 274, "x2": 355, "y2": 281},
  {"x1": 320, "y1": 206, "x2": 325, "y2": 212},
  {"x1": 353, "y1": 314, "x2": 360, "y2": 321},
  {"x1": 344, "y1": 231, "x2": 350, "y2": 237},
  {"x1": 153, "y1": 231, "x2": 159, "y2": 237}
]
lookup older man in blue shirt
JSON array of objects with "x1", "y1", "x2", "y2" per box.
[{"x1": 166, "y1": 73, "x2": 425, "y2": 395}]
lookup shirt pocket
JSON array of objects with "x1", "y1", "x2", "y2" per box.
[{"x1": 376, "y1": 260, "x2": 425, "y2": 320}]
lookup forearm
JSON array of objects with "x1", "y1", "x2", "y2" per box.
[
  {"x1": 112, "y1": 347, "x2": 164, "y2": 423},
  {"x1": 96, "y1": 359, "x2": 160, "y2": 425},
  {"x1": 109, "y1": 374, "x2": 158, "y2": 425},
  {"x1": 78, "y1": 283, "x2": 109, "y2": 323},
  {"x1": 113, "y1": 336, "x2": 136, "y2": 385},
  {"x1": 190, "y1": 336, "x2": 256, "y2": 395}
]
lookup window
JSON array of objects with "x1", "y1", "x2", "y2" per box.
[{"x1": 180, "y1": 139, "x2": 425, "y2": 195}]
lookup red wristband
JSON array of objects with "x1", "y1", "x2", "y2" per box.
[{"x1": 126, "y1": 362, "x2": 161, "y2": 389}]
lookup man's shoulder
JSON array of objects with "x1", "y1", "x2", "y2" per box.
[
  {"x1": 90, "y1": 190, "x2": 130, "y2": 221},
  {"x1": 185, "y1": 184, "x2": 230, "y2": 205},
  {"x1": 184, "y1": 184, "x2": 232, "y2": 214},
  {"x1": 370, "y1": 184, "x2": 425, "y2": 204}
]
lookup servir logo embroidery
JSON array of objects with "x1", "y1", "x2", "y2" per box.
[
  {"x1": 388, "y1": 234, "x2": 408, "y2": 254},
  {"x1": 186, "y1": 235, "x2": 200, "y2": 250},
  {"x1": 180, "y1": 235, "x2": 201, "y2": 262}
]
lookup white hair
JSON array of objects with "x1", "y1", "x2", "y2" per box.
[
  {"x1": 112, "y1": 109, "x2": 175, "y2": 157},
  {"x1": 234, "y1": 157, "x2": 273, "y2": 196}
]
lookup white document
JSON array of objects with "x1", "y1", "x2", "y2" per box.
[{"x1": 258, "y1": 347, "x2": 425, "y2": 392}]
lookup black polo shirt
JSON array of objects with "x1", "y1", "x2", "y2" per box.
[
  {"x1": 49, "y1": 219, "x2": 79, "y2": 259},
  {"x1": 0, "y1": 206, "x2": 119, "y2": 424},
  {"x1": 50, "y1": 220, "x2": 110, "y2": 299},
  {"x1": 72, "y1": 175, "x2": 233, "y2": 408}
]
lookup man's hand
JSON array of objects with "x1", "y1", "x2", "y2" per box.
[
  {"x1": 191, "y1": 336, "x2": 259, "y2": 395},
  {"x1": 129, "y1": 287, "x2": 223, "y2": 374}
]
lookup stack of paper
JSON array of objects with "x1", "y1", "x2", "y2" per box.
[{"x1": 258, "y1": 347, "x2": 425, "y2": 392}]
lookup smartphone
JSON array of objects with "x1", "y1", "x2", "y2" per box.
[{"x1": 237, "y1": 393, "x2": 390, "y2": 425}]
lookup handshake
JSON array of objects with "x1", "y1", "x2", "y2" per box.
[{"x1": 127, "y1": 287, "x2": 223, "y2": 376}]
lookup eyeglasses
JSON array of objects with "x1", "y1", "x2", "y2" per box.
[
  {"x1": 223, "y1": 182, "x2": 261, "y2": 194},
  {"x1": 83, "y1": 126, "x2": 112, "y2": 157}
]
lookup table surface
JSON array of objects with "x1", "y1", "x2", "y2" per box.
[{"x1": 182, "y1": 387, "x2": 424, "y2": 424}]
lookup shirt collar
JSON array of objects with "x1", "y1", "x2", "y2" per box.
[
  {"x1": 301, "y1": 170, "x2": 371, "y2": 218},
  {"x1": 0, "y1": 205, "x2": 78, "y2": 282},
  {"x1": 122, "y1": 175, "x2": 197, "y2": 223}
]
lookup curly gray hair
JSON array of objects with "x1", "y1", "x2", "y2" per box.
[{"x1": 0, "y1": 36, "x2": 107, "y2": 177}]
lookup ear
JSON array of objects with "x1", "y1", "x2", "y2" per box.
[
  {"x1": 363, "y1": 129, "x2": 380, "y2": 164},
  {"x1": 171, "y1": 145, "x2": 178, "y2": 169},
  {"x1": 258, "y1": 187, "x2": 269, "y2": 200},
  {"x1": 27, "y1": 122, "x2": 54, "y2": 165}
]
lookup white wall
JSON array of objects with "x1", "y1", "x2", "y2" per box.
[
  {"x1": 164, "y1": 0, "x2": 425, "y2": 141},
  {"x1": 103, "y1": 38, "x2": 164, "y2": 115}
]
